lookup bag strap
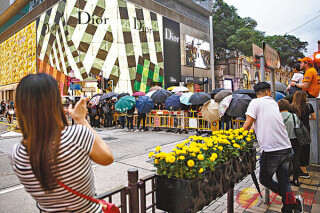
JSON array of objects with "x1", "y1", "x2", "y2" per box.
[
  {"x1": 291, "y1": 113, "x2": 296, "y2": 128},
  {"x1": 57, "y1": 180, "x2": 100, "y2": 205}
]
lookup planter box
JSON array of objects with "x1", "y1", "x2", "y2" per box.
[{"x1": 156, "y1": 149, "x2": 256, "y2": 213}]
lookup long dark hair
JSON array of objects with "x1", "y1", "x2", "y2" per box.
[
  {"x1": 15, "y1": 73, "x2": 68, "y2": 190},
  {"x1": 292, "y1": 90, "x2": 307, "y2": 118}
]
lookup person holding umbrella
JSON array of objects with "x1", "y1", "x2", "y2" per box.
[
  {"x1": 126, "y1": 105, "x2": 135, "y2": 131},
  {"x1": 136, "y1": 96, "x2": 154, "y2": 132},
  {"x1": 243, "y1": 82, "x2": 302, "y2": 213}
]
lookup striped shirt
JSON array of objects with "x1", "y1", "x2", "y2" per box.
[{"x1": 11, "y1": 125, "x2": 102, "y2": 212}]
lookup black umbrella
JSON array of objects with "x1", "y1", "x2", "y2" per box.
[
  {"x1": 233, "y1": 89, "x2": 257, "y2": 99},
  {"x1": 266, "y1": 81, "x2": 287, "y2": 93},
  {"x1": 151, "y1": 89, "x2": 171, "y2": 104},
  {"x1": 251, "y1": 172, "x2": 263, "y2": 198},
  {"x1": 226, "y1": 94, "x2": 252, "y2": 118},
  {"x1": 189, "y1": 92, "x2": 211, "y2": 105},
  {"x1": 214, "y1": 90, "x2": 232, "y2": 103},
  {"x1": 117, "y1": 93, "x2": 130, "y2": 99},
  {"x1": 100, "y1": 92, "x2": 117, "y2": 102}
]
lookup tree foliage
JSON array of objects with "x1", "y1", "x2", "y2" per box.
[{"x1": 212, "y1": 0, "x2": 308, "y2": 66}]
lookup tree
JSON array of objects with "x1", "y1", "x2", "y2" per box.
[
  {"x1": 264, "y1": 35, "x2": 308, "y2": 66},
  {"x1": 227, "y1": 27, "x2": 265, "y2": 57},
  {"x1": 212, "y1": 0, "x2": 308, "y2": 67}
]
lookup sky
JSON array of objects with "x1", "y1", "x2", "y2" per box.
[{"x1": 223, "y1": 0, "x2": 320, "y2": 57}]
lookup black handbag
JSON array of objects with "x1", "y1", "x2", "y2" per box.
[{"x1": 291, "y1": 113, "x2": 311, "y2": 145}]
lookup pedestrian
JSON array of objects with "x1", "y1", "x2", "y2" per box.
[
  {"x1": 7, "y1": 103, "x2": 14, "y2": 124},
  {"x1": 0, "y1": 100, "x2": 6, "y2": 119},
  {"x1": 278, "y1": 99, "x2": 301, "y2": 186},
  {"x1": 103, "y1": 100, "x2": 113, "y2": 127},
  {"x1": 291, "y1": 90, "x2": 316, "y2": 178},
  {"x1": 126, "y1": 106, "x2": 135, "y2": 131},
  {"x1": 11, "y1": 73, "x2": 114, "y2": 212},
  {"x1": 118, "y1": 112, "x2": 126, "y2": 129},
  {"x1": 137, "y1": 112, "x2": 146, "y2": 131},
  {"x1": 243, "y1": 82, "x2": 302, "y2": 213},
  {"x1": 287, "y1": 63, "x2": 303, "y2": 95},
  {"x1": 290, "y1": 57, "x2": 320, "y2": 98}
]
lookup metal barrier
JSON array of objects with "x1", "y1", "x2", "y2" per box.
[{"x1": 111, "y1": 110, "x2": 222, "y2": 132}]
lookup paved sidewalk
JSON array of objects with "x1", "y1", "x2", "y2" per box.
[{"x1": 197, "y1": 164, "x2": 320, "y2": 213}]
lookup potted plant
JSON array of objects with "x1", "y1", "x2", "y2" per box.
[{"x1": 148, "y1": 128, "x2": 257, "y2": 213}]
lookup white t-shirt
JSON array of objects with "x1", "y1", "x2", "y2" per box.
[
  {"x1": 291, "y1": 72, "x2": 304, "y2": 83},
  {"x1": 245, "y1": 96, "x2": 291, "y2": 152}
]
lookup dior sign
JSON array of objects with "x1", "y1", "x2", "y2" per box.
[
  {"x1": 134, "y1": 18, "x2": 153, "y2": 33},
  {"x1": 78, "y1": 11, "x2": 109, "y2": 24},
  {"x1": 164, "y1": 28, "x2": 179, "y2": 43}
]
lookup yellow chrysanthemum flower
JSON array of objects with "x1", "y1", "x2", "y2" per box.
[
  {"x1": 198, "y1": 168, "x2": 204, "y2": 174},
  {"x1": 179, "y1": 156, "x2": 185, "y2": 160},
  {"x1": 155, "y1": 146, "x2": 162, "y2": 152},
  {"x1": 197, "y1": 154, "x2": 204, "y2": 161},
  {"x1": 148, "y1": 152, "x2": 155, "y2": 158},
  {"x1": 155, "y1": 159, "x2": 159, "y2": 164},
  {"x1": 233, "y1": 143, "x2": 241, "y2": 149},
  {"x1": 218, "y1": 146, "x2": 223, "y2": 151},
  {"x1": 187, "y1": 160, "x2": 195, "y2": 167}
]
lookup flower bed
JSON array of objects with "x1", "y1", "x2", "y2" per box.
[{"x1": 148, "y1": 128, "x2": 257, "y2": 213}]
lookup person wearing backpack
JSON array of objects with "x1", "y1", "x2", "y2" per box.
[
  {"x1": 291, "y1": 91, "x2": 316, "y2": 178},
  {"x1": 278, "y1": 99, "x2": 301, "y2": 186}
]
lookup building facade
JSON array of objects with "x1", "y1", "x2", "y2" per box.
[{"x1": 0, "y1": 0, "x2": 213, "y2": 101}]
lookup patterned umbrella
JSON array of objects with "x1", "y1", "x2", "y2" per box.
[
  {"x1": 172, "y1": 86, "x2": 189, "y2": 93},
  {"x1": 179, "y1": 92, "x2": 193, "y2": 105},
  {"x1": 100, "y1": 92, "x2": 117, "y2": 102},
  {"x1": 136, "y1": 96, "x2": 154, "y2": 113},
  {"x1": 89, "y1": 94, "x2": 102, "y2": 106},
  {"x1": 149, "y1": 85, "x2": 162, "y2": 92},
  {"x1": 115, "y1": 96, "x2": 136, "y2": 113},
  {"x1": 218, "y1": 95, "x2": 232, "y2": 118},
  {"x1": 133, "y1": 92, "x2": 146, "y2": 97}
]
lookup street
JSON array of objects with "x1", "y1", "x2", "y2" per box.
[{"x1": 0, "y1": 127, "x2": 192, "y2": 212}]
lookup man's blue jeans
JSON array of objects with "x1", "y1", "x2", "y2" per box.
[{"x1": 259, "y1": 148, "x2": 295, "y2": 205}]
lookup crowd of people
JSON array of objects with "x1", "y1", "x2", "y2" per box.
[
  {"x1": 0, "y1": 100, "x2": 15, "y2": 123},
  {"x1": 7, "y1": 55, "x2": 320, "y2": 213}
]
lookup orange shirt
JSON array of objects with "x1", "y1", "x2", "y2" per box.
[{"x1": 303, "y1": 67, "x2": 320, "y2": 97}]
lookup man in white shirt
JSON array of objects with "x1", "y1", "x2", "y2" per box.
[{"x1": 243, "y1": 82, "x2": 302, "y2": 213}]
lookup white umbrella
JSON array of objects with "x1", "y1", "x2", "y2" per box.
[
  {"x1": 172, "y1": 86, "x2": 189, "y2": 93},
  {"x1": 218, "y1": 95, "x2": 232, "y2": 118},
  {"x1": 146, "y1": 90, "x2": 157, "y2": 97}
]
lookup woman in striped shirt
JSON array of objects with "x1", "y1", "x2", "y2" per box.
[{"x1": 11, "y1": 73, "x2": 114, "y2": 212}]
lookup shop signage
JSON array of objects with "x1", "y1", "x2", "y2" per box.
[
  {"x1": 164, "y1": 28, "x2": 179, "y2": 43},
  {"x1": 163, "y1": 17, "x2": 181, "y2": 87},
  {"x1": 78, "y1": 11, "x2": 109, "y2": 25},
  {"x1": 252, "y1": 43, "x2": 263, "y2": 57},
  {"x1": 263, "y1": 43, "x2": 280, "y2": 69},
  {"x1": 134, "y1": 18, "x2": 153, "y2": 33},
  {"x1": 82, "y1": 87, "x2": 96, "y2": 92}
]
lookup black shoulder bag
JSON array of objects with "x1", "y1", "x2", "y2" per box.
[{"x1": 291, "y1": 113, "x2": 311, "y2": 145}]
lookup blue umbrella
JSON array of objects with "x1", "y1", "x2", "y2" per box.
[
  {"x1": 136, "y1": 96, "x2": 154, "y2": 114},
  {"x1": 275, "y1": 91, "x2": 285, "y2": 101},
  {"x1": 151, "y1": 89, "x2": 171, "y2": 104},
  {"x1": 165, "y1": 95, "x2": 183, "y2": 110},
  {"x1": 180, "y1": 92, "x2": 193, "y2": 105}
]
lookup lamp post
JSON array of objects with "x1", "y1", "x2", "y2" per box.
[{"x1": 192, "y1": 40, "x2": 195, "y2": 92}]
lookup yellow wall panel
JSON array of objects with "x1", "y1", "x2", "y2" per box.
[{"x1": 0, "y1": 21, "x2": 36, "y2": 86}]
